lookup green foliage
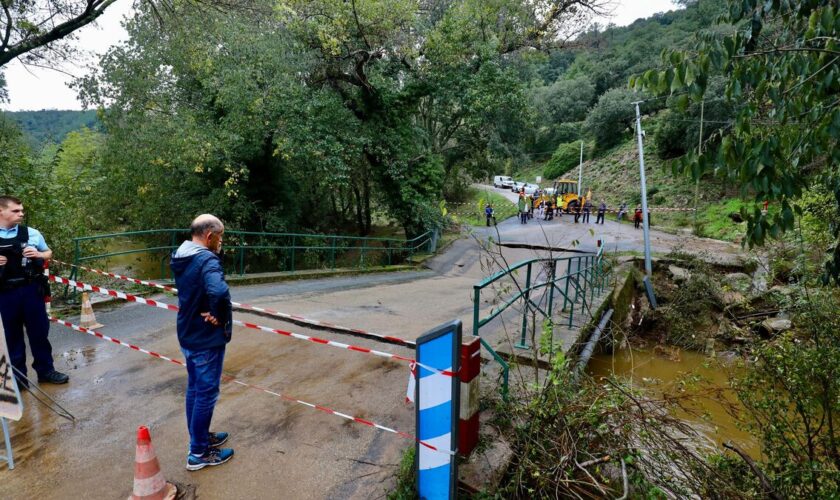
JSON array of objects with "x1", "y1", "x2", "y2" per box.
[
  {"x1": 76, "y1": 0, "x2": 548, "y2": 238},
  {"x1": 0, "y1": 71, "x2": 7, "y2": 102},
  {"x1": 726, "y1": 288, "x2": 840, "y2": 497},
  {"x1": 633, "y1": 0, "x2": 840, "y2": 284},
  {"x1": 543, "y1": 141, "x2": 584, "y2": 179},
  {"x1": 653, "y1": 77, "x2": 733, "y2": 160},
  {"x1": 0, "y1": 113, "x2": 37, "y2": 198},
  {"x1": 532, "y1": 76, "x2": 595, "y2": 124},
  {"x1": 695, "y1": 198, "x2": 747, "y2": 242},
  {"x1": 447, "y1": 188, "x2": 516, "y2": 226},
  {"x1": 0, "y1": 114, "x2": 107, "y2": 258},
  {"x1": 5, "y1": 110, "x2": 100, "y2": 149},
  {"x1": 563, "y1": 0, "x2": 729, "y2": 95},
  {"x1": 584, "y1": 88, "x2": 646, "y2": 151},
  {"x1": 388, "y1": 446, "x2": 417, "y2": 500}
]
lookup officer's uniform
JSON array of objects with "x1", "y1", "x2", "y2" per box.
[{"x1": 0, "y1": 224, "x2": 56, "y2": 382}]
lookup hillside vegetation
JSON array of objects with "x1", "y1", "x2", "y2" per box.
[{"x1": 6, "y1": 109, "x2": 100, "y2": 148}]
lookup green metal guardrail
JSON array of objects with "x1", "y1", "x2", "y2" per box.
[
  {"x1": 472, "y1": 246, "x2": 609, "y2": 399},
  {"x1": 69, "y1": 229, "x2": 436, "y2": 283}
]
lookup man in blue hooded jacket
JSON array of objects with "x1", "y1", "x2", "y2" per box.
[{"x1": 170, "y1": 214, "x2": 234, "y2": 471}]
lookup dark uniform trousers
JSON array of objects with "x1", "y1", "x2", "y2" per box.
[{"x1": 0, "y1": 282, "x2": 55, "y2": 379}]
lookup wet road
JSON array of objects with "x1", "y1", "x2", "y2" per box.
[{"x1": 0, "y1": 203, "x2": 741, "y2": 499}]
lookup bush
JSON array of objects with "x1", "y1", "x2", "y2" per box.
[
  {"x1": 553, "y1": 121, "x2": 583, "y2": 144},
  {"x1": 584, "y1": 88, "x2": 647, "y2": 151},
  {"x1": 543, "y1": 141, "x2": 581, "y2": 179},
  {"x1": 654, "y1": 109, "x2": 689, "y2": 159}
]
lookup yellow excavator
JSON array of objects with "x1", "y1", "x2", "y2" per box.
[{"x1": 537, "y1": 178, "x2": 590, "y2": 212}]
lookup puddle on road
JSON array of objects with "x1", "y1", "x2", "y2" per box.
[
  {"x1": 59, "y1": 345, "x2": 99, "y2": 369},
  {"x1": 588, "y1": 347, "x2": 759, "y2": 457}
]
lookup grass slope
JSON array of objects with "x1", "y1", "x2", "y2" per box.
[
  {"x1": 448, "y1": 187, "x2": 517, "y2": 226},
  {"x1": 512, "y1": 129, "x2": 747, "y2": 242}
]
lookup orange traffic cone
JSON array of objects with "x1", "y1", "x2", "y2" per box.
[
  {"x1": 79, "y1": 292, "x2": 103, "y2": 329},
  {"x1": 129, "y1": 426, "x2": 177, "y2": 500}
]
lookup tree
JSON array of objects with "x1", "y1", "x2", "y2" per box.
[
  {"x1": 653, "y1": 76, "x2": 732, "y2": 159},
  {"x1": 0, "y1": 0, "x2": 264, "y2": 102},
  {"x1": 80, "y1": 0, "x2": 611, "y2": 238},
  {"x1": 0, "y1": 112, "x2": 37, "y2": 196},
  {"x1": 0, "y1": 0, "x2": 119, "y2": 70},
  {"x1": 543, "y1": 141, "x2": 585, "y2": 179},
  {"x1": 632, "y1": 0, "x2": 840, "y2": 284},
  {"x1": 583, "y1": 87, "x2": 647, "y2": 150},
  {"x1": 0, "y1": 0, "x2": 266, "y2": 69}
]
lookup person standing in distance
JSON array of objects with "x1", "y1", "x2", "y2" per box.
[
  {"x1": 171, "y1": 214, "x2": 234, "y2": 470},
  {"x1": 0, "y1": 195, "x2": 68, "y2": 388}
]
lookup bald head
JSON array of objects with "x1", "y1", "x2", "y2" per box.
[
  {"x1": 190, "y1": 214, "x2": 224, "y2": 252},
  {"x1": 190, "y1": 214, "x2": 223, "y2": 236}
]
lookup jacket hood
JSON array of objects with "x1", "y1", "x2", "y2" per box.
[{"x1": 171, "y1": 241, "x2": 214, "y2": 275}]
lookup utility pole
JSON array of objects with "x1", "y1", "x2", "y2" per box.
[
  {"x1": 633, "y1": 101, "x2": 653, "y2": 277},
  {"x1": 577, "y1": 140, "x2": 583, "y2": 197},
  {"x1": 693, "y1": 99, "x2": 704, "y2": 227}
]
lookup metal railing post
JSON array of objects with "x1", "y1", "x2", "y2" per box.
[
  {"x1": 330, "y1": 236, "x2": 337, "y2": 270},
  {"x1": 547, "y1": 261, "x2": 557, "y2": 318},
  {"x1": 70, "y1": 238, "x2": 80, "y2": 281},
  {"x1": 562, "y1": 259, "x2": 572, "y2": 311},
  {"x1": 290, "y1": 235, "x2": 296, "y2": 272},
  {"x1": 516, "y1": 263, "x2": 532, "y2": 349},
  {"x1": 66, "y1": 238, "x2": 81, "y2": 299},
  {"x1": 473, "y1": 286, "x2": 481, "y2": 338}
]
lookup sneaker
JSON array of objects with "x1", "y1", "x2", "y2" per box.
[
  {"x1": 186, "y1": 448, "x2": 234, "y2": 471},
  {"x1": 208, "y1": 431, "x2": 229, "y2": 448},
  {"x1": 38, "y1": 370, "x2": 69, "y2": 384}
]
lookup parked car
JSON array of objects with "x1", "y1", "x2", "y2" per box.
[
  {"x1": 493, "y1": 175, "x2": 514, "y2": 189},
  {"x1": 511, "y1": 180, "x2": 526, "y2": 192},
  {"x1": 523, "y1": 183, "x2": 540, "y2": 196}
]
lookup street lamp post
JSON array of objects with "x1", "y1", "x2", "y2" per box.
[{"x1": 632, "y1": 101, "x2": 653, "y2": 277}]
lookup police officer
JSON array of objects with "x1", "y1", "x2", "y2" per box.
[{"x1": 0, "y1": 196, "x2": 68, "y2": 388}]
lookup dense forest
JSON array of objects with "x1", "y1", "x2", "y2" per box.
[{"x1": 1, "y1": 1, "x2": 731, "y2": 246}]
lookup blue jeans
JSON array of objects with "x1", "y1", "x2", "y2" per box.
[{"x1": 181, "y1": 345, "x2": 225, "y2": 455}]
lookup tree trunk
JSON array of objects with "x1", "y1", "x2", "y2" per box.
[{"x1": 352, "y1": 183, "x2": 364, "y2": 236}]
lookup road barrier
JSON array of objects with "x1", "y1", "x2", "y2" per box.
[
  {"x1": 47, "y1": 273, "x2": 453, "y2": 377},
  {"x1": 415, "y1": 321, "x2": 461, "y2": 498},
  {"x1": 48, "y1": 316, "x2": 455, "y2": 456},
  {"x1": 52, "y1": 259, "x2": 417, "y2": 348}
]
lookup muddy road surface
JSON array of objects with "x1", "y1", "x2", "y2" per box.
[{"x1": 0, "y1": 206, "x2": 741, "y2": 499}]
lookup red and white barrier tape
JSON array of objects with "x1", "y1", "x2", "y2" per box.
[
  {"x1": 48, "y1": 274, "x2": 453, "y2": 377},
  {"x1": 49, "y1": 317, "x2": 454, "y2": 456},
  {"x1": 52, "y1": 260, "x2": 416, "y2": 348},
  {"x1": 48, "y1": 274, "x2": 179, "y2": 312},
  {"x1": 230, "y1": 303, "x2": 416, "y2": 348},
  {"x1": 52, "y1": 260, "x2": 176, "y2": 292}
]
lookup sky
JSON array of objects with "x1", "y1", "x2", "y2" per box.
[{"x1": 0, "y1": 0, "x2": 680, "y2": 111}]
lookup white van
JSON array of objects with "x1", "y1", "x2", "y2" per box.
[
  {"x1": 493, "y1": 175, "x2": 513, "y2": 189},
  {"x1": 523, "y1": 183, "x2": 540, "y2": 196}
]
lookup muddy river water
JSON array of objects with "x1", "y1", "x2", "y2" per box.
[{"x1": 588, "y1": 347, "x2": 759, "y2": 456}]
